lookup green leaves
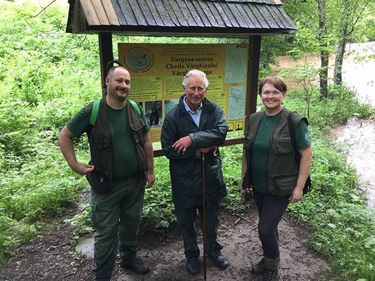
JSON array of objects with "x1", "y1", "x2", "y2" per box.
[
  {"x1": 1, "y1": 3, "x2": 374, "y2": 280},
  {"x1": 0, "y1": 2, "x2": 98, "y2": 264}
]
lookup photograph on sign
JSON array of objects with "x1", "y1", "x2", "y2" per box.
[{"x1": 119, "y1": 43, "x2": 249, "y2": 141}]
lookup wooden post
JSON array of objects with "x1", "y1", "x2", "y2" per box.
[
  {"x1": 242, "y1": 36, "x2": 262, "y2": 180},
  {"x1": 99, "y1": 32, "x2": 114, "y2": 97},
  {"x1": 245, "y1": 35, "x2": 262, "y2": 128}
]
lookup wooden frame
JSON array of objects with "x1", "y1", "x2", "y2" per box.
[{"x1": 97, "y1": 33, "x2": 262, "y2": 156}]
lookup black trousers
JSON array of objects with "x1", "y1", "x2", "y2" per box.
[
  {"x1": 253, "y1": 190, "x2": 289, "y2": 259},
  {"x1": 174, "y1": 200, "x2": 223, "y2": 261}
]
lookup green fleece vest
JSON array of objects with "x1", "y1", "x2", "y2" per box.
[{"x1": 244, "y1": 109, "x2": 304, "y2": 196}]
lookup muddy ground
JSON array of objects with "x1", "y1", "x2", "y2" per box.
[{"x1": 0, "y1": 188, "x2": 328, "y2": 281}]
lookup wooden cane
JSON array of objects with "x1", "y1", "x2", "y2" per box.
[{"x1": 201, "y1": 152, "x2": 207, "y2": 281}]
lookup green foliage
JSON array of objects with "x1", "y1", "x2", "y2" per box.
[
  {"x1": 286, "y1": 88, "x2": 375, "y2": 280},
  {"x1": 278, "y1": 0, "x2": 374, "y2": 67},
  {"x1": 288, "y1": 137, "x2": 375, "y2": 280},
  {"x1": 1, "y1": 2, "x2": 375, "y2": 281},
  {"x1": 354, "y1": 9, "x2": 375, "y2": 41},
  {"x1": 142, "y1": 156, "x2": 176, "y2": 228},
  {"x1": 0, "y1": 2, "x2": 98, "y2": 263},
  {"x1": 64, "y1": 204, "x2": 94, "y2": 239},
  {"x1": 0, "y1": 215, "x2": 37, "y2": 262},
  {"x1": 221, "y1": 139, "x2": 251, "y2": 213}
]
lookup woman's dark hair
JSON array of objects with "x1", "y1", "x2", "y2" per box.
[{"x1": 258, "y1": 76, "x2": 287, "y2": 95}]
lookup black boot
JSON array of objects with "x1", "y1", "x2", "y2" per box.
[
  {"x1": 120, "y1": 257, "x2": 150, "y2": 274},
  {"x1": 263, "y1": 257, "x2": 280, "y2": 281}
]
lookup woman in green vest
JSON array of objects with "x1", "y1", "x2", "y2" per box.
[{"x1": 242, "y1": 76, "x2": 312, "y2": 281}]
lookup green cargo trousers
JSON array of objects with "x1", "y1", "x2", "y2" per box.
[{"x1": 90, "y1": 175, "x2": 145, "y2": 281}]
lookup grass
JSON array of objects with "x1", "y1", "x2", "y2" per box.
[{"x1": 0, "y1": 2, "x2": 375, "y2": 280}]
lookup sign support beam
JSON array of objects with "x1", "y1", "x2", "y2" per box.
[{"x1": 99, "y1": 32, "x2": 114, "y2": 96}]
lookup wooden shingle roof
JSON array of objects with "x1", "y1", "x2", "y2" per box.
[{"x1": 67, "y1": 0, "x2": 296, "y2": 37}]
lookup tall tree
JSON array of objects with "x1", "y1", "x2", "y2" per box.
[
  {"x1": 333, "y1": 0, "x2": 369, "y2": 85},
  {"x1": 317, "y1": 0, "x2": 328, "y2": 99}
]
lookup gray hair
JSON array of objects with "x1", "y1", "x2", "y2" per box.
[{"x1": 182, "y1": 69, "x2": 209, "y2": 89}]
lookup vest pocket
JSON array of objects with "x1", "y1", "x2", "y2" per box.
[
  {"x1": 271, "y1": 174, "x2": 298, "y2": 196},
  {"x1": 91, "y1": 133, "x2": 111, "y2": 150},
  {"x1": 272, "y1": 136, "x2": 293, "y2": 155},
  {"x1": 131, "y1": 127, "x2": 146, "y2": 172},
  {"x1": 131, "y1": 127, "x2": 144, "y2": 145},
  {"x1": 86, "y1": 167, "x2": 112, "y2": 194}
]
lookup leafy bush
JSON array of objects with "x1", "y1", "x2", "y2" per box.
[
  {"x1": 1, "y1": 3, "x2": 375, "y2": 281},
  {"x1": 0, "y1": 2, "x2": 98, "y2": 263}
]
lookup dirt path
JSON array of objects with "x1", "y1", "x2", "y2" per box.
[{"x1": 0, "y1": 189, "x2": 327, "y2": 281}]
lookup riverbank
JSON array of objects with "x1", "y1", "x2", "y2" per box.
[
  {"x1": 273, "y1": 42, "x2": 375, "y2": 207},
  {"x1": 334, "y1": 42, "x2": 375, "y2": 207},
  {"x1": 332, "y1": 118, "x2": 375, "y2": 207}
]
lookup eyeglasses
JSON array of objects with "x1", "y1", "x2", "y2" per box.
[
  {"x1": 188, "y1": 86, "x2": 206, "y2": 93},
  {"x1": 262, "y1": 90, "x2": 282, "y2": 96}
]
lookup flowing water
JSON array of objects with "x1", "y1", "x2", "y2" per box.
[
  {"x1": 275, "y1": 42, "x2": 375, "y2": 207},
  {"x1": 342, "y1": 42, "x2": 375, "y2": 107},
  {"x1": 333, "y1": 119, "x2": 375, "y2": 206},
  {"x1": 334, "y1": 42, "x2": 375, "y2": 207}
]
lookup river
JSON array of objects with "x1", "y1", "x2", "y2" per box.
[
  {"x1": 334, "y1": 42, "x2": 375, "y2": 207},
  {"x1": 275, "y1": 42, "x2": 375, "y2": 207}
]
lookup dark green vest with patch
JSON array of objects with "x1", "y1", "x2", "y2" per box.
[{"x1": 244, "y1": 109, "x2": 304, "y2": 196}]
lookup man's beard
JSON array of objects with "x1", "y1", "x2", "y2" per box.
[
  {"x1": 108, "y1": 87, "x2": 127, "y2": 102},
  {"x1": 115, "y1": 93, "x2": 127, "y2": 102}
]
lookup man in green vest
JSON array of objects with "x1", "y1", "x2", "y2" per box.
[{"x1": 59, "y1": 62, "x2": 155, "y2": 281}]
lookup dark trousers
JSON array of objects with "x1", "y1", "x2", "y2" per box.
[
  {"x1": 174, "y1": 200, "x2": 223, "y2": 261},
  {"x1": 91, "y1": 175, "x2": 145, "y2": 281},
  {"x1": 253, "y1": 190, "x2": 289, "y2": 259}
]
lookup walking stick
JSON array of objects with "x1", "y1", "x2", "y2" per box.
[{"x1": 201, "y1": 152, "x2": 208, "y2": 281}]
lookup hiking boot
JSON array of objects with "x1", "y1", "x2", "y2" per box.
[
  {"x1": 186, "y1": 258, "x2": 200, "y2": 275},
  {"x1": 251, "y1": 258, "x2": 265, "y2": 274},
  {"x1": 121, "y1": 257, "x2": 150, "y2": 274},
  {"x1": 263, "y1": 269, "x2": 280, "y2": 281},
  {"x1": 263, "y1": 257, "x2": 280, "y2": 281},
  {"x1": 208, "y1": 254, "x2": 229, "y2": 270}
]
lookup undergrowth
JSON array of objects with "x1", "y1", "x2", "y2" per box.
[{"x1": 0, "y1": 2, "x2": 374, "y2": 281}]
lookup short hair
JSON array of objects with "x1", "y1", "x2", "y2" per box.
[
  {"x1": 106, "y1": 59, "x2": 128, "y2": 78},
  {"x1": 259, "y1": 76, "x2": 287, "y2": 95},
  {"x1": 182, "y1": 69, "x2": 209, "y2": 89}
]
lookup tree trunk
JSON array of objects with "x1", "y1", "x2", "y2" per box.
[
  {"x1": 317, "y1": 0, "x2": 328, "y2": 99},
  {"x1": 333, "y1": 37, "x2": 346, "y2": 86},
  {"x1": 333, "y1": 0, "x2": 350, "y2": 86}
]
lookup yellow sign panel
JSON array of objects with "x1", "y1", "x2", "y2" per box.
[{"x1": 118, "y1": 43, "x2": 249, "y2": 141}]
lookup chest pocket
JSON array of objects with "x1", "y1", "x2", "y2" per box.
[
  {"x1": 129, "y1": 118, "x2": 144, "y2": 145},
  {"x1": 272, "y1": 133, "x2": 293, "y2": 155},
  {"x1": 90, "y1": 132, "x2": 112, "y2": 151},
  {"x1": 128, "y1": 113, "x2": 146, "y2": 171}
]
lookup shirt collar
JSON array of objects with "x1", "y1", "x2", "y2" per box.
[{"x1": 183, "y1": 96, "x2": 202, "y2": 113}]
